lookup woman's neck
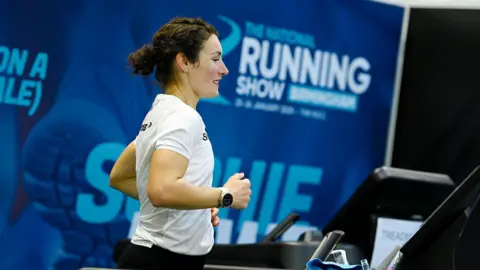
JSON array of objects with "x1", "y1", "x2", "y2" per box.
[{"x1": 165, "y1": 84, "x2": 199, "y2": 110}]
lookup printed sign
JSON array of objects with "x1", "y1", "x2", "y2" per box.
[
  {"x1": 0, "y1": 0, "x2": 405, "y2": 269},
  {"x1": 371, "y1": 217, "x2": 423, "y2": 268}
]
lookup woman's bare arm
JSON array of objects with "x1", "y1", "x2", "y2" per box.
[
  {"x1": 109, "y1": 141, "x2": 138, "y2": 199},
  {"x1": 147, "y1": 148, "x2": 222, "y2": 209}
]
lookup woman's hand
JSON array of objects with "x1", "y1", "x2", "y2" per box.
[{"x1": 211, "y1": 208, "x2": 220, "y2": 227}]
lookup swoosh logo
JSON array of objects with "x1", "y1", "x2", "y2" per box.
[
  {"x1": 202, "y1": 15, "x2": 242, "y2": 106},
  {"x1": 217, "y1": 15, "x2": 242, "y2": 57}
]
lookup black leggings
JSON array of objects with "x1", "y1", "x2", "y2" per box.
[{"x1": 117, "y1": 242, "x2": 206, "y2": 270}]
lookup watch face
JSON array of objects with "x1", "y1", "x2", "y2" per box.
[{"x1": 223, "y1": 194, "x2": 233, "y2": 207}]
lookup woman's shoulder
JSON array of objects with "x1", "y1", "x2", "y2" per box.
[
  {"x1": 152, "y1": 107, "x2": 202, "y2": 136},
  {"x1": 151, "y1": 96, "x2": 199, "y2": 119},
  {"x1": 148, "y1": 95, "x2": 205, "y2": 134},
  {"x1": 167, "y1": 105, "x2": 202, "y2": 124}
]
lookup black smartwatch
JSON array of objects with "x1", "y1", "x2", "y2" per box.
[{"x1": 218, "y1": 188, "x2": 233, "y2": 208}]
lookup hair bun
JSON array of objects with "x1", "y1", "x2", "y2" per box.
[{"x1": 127, "y1": 44, "x2": 157, "y2": 76}]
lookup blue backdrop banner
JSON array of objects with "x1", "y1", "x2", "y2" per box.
[{"x1": 0, "y1": 0, "x2": 404, "y2": 269}]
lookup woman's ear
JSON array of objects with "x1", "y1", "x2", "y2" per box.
[{"x1": 175, "y1": 52, "x2": 189, "y2": 73}]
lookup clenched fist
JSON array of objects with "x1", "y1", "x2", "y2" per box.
[{"x1": 223, "y1": 173, "x2": 251, "y2": 209}]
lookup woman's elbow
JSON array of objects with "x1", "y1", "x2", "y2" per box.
[
  {"x1": 109, "y1": 171, "x2": 123, "y2": 190},
  {"x1": 109, "y1": 174, "x2": 118, "y2": 188},
  {"x1": 147, "y1": 186, "x2": 170, "y2": 207}
]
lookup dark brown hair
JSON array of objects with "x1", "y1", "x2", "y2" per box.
[{"x1": 127, "y1": 17, "x2": 219, "y2": 88}]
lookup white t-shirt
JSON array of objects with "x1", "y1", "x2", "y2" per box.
[{"x1": 131, "y1": 94, "x2": 215, "y2": 256}]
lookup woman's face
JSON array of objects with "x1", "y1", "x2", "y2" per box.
[{"x1": 187, "y1": 34, "x2": 229, "y2": 98}]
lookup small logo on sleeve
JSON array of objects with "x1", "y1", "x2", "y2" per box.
[
  {"x1": 202, "y1": 132, "x2": 209, "y2": 141},
  {"x1": 140, "y1": 122, "x2": 152, "y2": 131}
]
